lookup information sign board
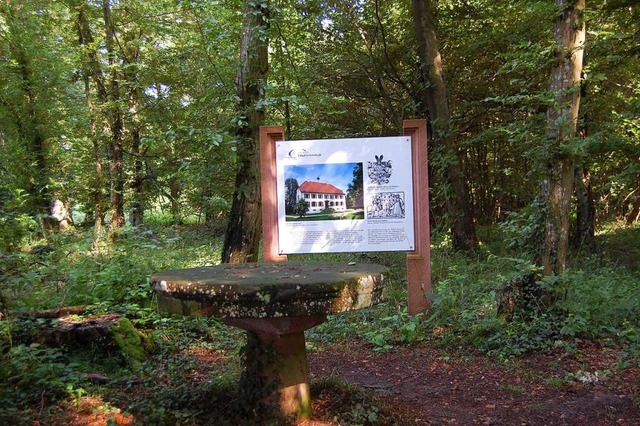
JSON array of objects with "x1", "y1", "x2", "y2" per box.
[{"x1": 276, "y1": 137, "x2": 415, "y2": 254}]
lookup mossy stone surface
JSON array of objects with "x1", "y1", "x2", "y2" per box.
[{"x1": 150, "y1": 262, "x2": 385, "y2": 319}]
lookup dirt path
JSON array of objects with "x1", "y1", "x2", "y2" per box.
[
  {"x1": 308, "y1": 342, "x2": 640, "y2": 425},
  {"x1": 36, "y1": 340, "x2": 640, "y2": 425}
]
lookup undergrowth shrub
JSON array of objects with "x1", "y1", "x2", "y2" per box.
[
  {"x1": 558, "y1": 265, "x2": 640, "y2": 341},
  {"x1": 3, "y1": 225, "x2": 221, "y2": 316},
  {"x1": 424, "y1": 224, "x2": 640, "y2": 359},
  {"x1": 0, "y1": 188, "x2": 37, "y2": 254},
  {"x1": 363, "y1": 308, "x2": 425, "y2": 350},
  {"x1": 0, "y1": 343, "x2": 82, "y2": 423}
]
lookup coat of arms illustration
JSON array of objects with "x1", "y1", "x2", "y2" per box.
[{"x1": 367, "y1": 155, "x2": 392, "y2": 185}]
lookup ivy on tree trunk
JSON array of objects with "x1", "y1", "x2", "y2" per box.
[
  {"x1": 539, "y1": 0, "x2": 586, "y2": 275},
  {"x1": 222, "y1": 0, "x2": 270, "y2": 264}
]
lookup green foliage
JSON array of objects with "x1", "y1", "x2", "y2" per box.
[
  {"x1": 499, "y1": 202, "x2": 546, "y2": 256},
  {"x1": 424, "y1": 225, "x2": 640, "y2": 359},
  {"x1": 0, "y1": 343, "x2": 82, "y2": 424},
  {"x1": 364, "y1": 308, "x2": 425, "y2": 351},
  {"x1": 1, "y1": 223, "x2": 221, "y2": 315},
  {"x1": 0, "y1": 188, "x2": 38, "y2": 253},
  {"x1": 292, "y1": 199, "x2": 309, "y2": 218}
]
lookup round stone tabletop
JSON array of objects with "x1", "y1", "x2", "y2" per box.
[{"x1": 150, "y1": 261, "x2": 385, "y2": 319}]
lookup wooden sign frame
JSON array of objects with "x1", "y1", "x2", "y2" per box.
[{"x1": 259, "y1": 120, "x2": 430, "y2": 314}]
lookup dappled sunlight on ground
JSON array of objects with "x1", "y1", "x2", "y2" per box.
[{"x1": 46, "y1": 396, "x2": 133, "y2": 426}]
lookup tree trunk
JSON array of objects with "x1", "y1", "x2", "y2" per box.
[
  {"x1": 221, "y1": 0, "x2": 270, "y2": 264},
  {"x1": 103, "y1": 0, "x2": 125, "y2": 232},
  {"x1": 75, "y1": 1, "x2": 107, "y2": 241},
  {"x1": 411, "y1": 0, "x2": 477, "y2": 251},
  {"x1": 574, "y1": 166, "x2": 595, "y2": 247},
  {"x1": 573, "y1": 64, "x2": 595, "y2": 248},
  {"x1": 131, "y1": 129, "x2": 145, "y2": 227},
  {"x1": 625, "y1": 181, "x2": 640, "y2": 224},
  {"x1": 538, "y1": 0, "x2": 586, "y2": 275},
  {"x1": 170, "y1": 180, "x2": 181, "y2": 225},
  {"x1": 123, "y1": 10, "x2": 145, "y2": 228}
]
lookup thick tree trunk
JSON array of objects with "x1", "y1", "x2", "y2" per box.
[
  {"x1": 538, "y1": 0, "x2": 586, "y2": 275},
  {"x1": 221, "y1": 0, "x2": 270, "y2": 264},
  {"x1": 411, "y1": 0, "x2": 477, "y2": 251}
]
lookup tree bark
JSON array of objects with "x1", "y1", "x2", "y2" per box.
[
  {"x1": 103, "y1": 0, "x2": 125, "y2": 232},
  {"x1": 122, "y1": 8, "x2": 145, "y2": 228},
  {"x1": 75, "y1": 1, "x2": 106, "y2": 242},
  {"x1": 573, "y1": 65, "x2": 595, "y2": 248},
  {"x1": 574, "y1": 165, "x2": 595, "y2": 247},
  {"x1": 221, "y1": 0, "x2": 270, "y2": 263},
  {"x1": 625, "y1": 181, "x2": 640, "y2": 224},
  {"x1": 411, "y1": 0, "x2": 477, "y2": 251},
  {"x1": 539, "y1": 0, "x2": 586, "y2": 275},
  {"x1": 131, "y1": 129, "x2": 145, "y2": 227}
]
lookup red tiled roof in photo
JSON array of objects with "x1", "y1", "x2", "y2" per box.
[{"x1": 298, "y1": 181, "x2": 345, "y2": 195}]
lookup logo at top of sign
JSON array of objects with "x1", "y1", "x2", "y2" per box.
[
  {"x1": 288, "y1": 148, "x2": 321, "y2": 159},
  {"x1": 367, "y1": 155, "x2": 392, "y2": 185},
  {"x1": 288, "y1": 148, "x2": 307, "y2": 159}
]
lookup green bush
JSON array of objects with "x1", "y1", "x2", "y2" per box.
[
  {"x1": 0, "y1": 189, "x2": 37, "y2": 253},
  {"x1": 0, "y1": 343, "x2": 82, "y2": 423},
  {"x1": 423, "y1": 225, "x2": 640, "y2": 359}
]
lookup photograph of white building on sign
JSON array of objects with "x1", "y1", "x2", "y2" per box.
[
  {"x1": 283, "y1": 162, "x2": 364, "y2": 221},
  {"x1": 297, "y1": 180, "x2": 346, "y2": 213}
]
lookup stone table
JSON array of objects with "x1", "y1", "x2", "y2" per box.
[{"x1": 150, "y1": 261, "x2": 385, "y2": 420}]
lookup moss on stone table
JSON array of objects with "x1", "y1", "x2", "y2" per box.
[{"x1": 150, "y1": 262, "x2": 385, "y2": 318}]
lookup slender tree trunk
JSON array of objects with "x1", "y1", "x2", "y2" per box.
[
  {"x1": 123, "y1": 11, "x2": 145, "y2": 228},
  {"x1": 625, "y1": 180, "x2": 640, "y2": 224},
  {"x1": 573, "y1": 64, "x2": 595, "y2": 248},
  {"x1": 103, "y1": 0, "x2": 125, "y2": 232},
  {"x1": 221, "y1": 0, "x2": 270, "y2": 263},
  {"x1": 539, "y1": 0, "x2": 586, "y2": 275},
  {"x1": 131, "y1": 129, "x2": 144, "y2": 227},
  {"x1": 75, "y1": 1, "x2": 107, "y2": 242},
  {"x1": 169, "y1": 180, "x2": 181, "y2": 225},
  {"x1": 411, "y1": 0, "x2": 477, "y2": 251},
  {"x1": 574, "y1": 166, "x2": 595, "y2": 246}
]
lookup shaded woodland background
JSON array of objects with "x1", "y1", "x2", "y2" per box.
[
  {"x1": 1, "y1": 0, "x2": 639, "y2": 424},
  {"x1": 1, "y1": 0, "x2": 638, "y2": 250}
]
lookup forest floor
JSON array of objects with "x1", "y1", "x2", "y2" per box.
[
  {"x1": 45, "y1": 337, "x2": 640, "y2": 426},
  {"x1": 305, "y1": 340, "x2": 640, "y2": 425}
]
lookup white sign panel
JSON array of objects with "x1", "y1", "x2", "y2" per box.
[{"x1": 276, "y1": 136, "x2": 415, "y2": 254}]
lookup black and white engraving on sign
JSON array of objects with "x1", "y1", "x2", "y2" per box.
[{"x1": 367, "y1": 155, "x2": 392, "y2": 185}]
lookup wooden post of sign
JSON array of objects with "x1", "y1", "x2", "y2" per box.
[
  {"x1": 404, "y1": 119, "x2": 431, "y2": 314},
  {"x1": 260, "y1": 126, "x2": 288, "y2": 263}
]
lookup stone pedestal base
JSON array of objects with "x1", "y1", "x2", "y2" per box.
[{"x1": 225, "y1": 315, "x2": 326, "y2": 419}]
